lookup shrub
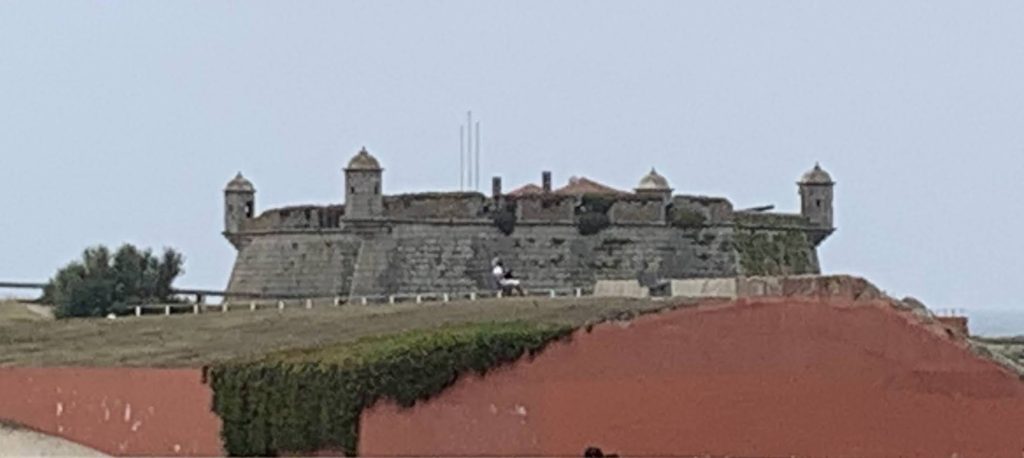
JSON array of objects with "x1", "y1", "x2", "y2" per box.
[
  {"x1": 577, "y1": 212, "x2": 610, "y2": 235},
  {"x1": 669, "y1": 208, "x2": 707, "y2": 229},
  {"x1": 734, "y1": 230, "x2": 814, "y2": 275},
  {"x1": 578, "y1": 194, "x2": 616, "y2": 215},
  {"x1": 207, "y1": 321, "x2": 572, "y2": 456},
  {"x1": 491, "y1": 205, "x2": 517, "y2": 235},
  {"x1": 42, "y1": 244, "x2": 184, "y2": 318},
  {"x1": 574, "y1": 193, "x2": 616, "y2": 235}
]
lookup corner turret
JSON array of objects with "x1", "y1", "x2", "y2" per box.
[
  {"x1": 798, "y1": 163, "x2": 835, "y2": 234},
  {"x1": 635, "y1": 168, "x2": 673, "y2": 200},
  {"x1": 224, "y1": 173, "x2": 255, "y2": 248},
  {"x1": 344, "y1": 147, "x2": 384, "y2": 219}
]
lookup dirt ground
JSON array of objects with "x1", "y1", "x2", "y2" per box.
[{"x1": 0, "y1": 297, "x2": 690, "y2": 367}]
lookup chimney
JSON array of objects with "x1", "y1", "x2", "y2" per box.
[
  {"x1": 491, "y1": 176, "x2": 502, "y2": 199},
  {"x1": 542, "y1": 171, "x2": 552, "y2": 193}
]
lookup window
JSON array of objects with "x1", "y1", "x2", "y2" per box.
[
  {"x1": 245, "y1": 202, "x2": 254, "y2": 218},
  {"x1": 374, "y1": 183, "x2": 380, "y2": 194},
  {"x1": 350, "y1": 186, "x2": 356, "y2": 194},
  {"x1": 816, "y1": 199, "x2": 822, "y2": 208}
]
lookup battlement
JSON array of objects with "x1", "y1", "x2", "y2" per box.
[{"x1": 232, "y1": 191, "x2": 819, "y2": 235}]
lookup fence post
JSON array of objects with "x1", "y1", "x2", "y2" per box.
[
  {"x1": 575, "y1": 288, "x2": 582, "y2": 297},
  {"x1": 388, "y1": 295, "x2": 395, "y2": 305},
  {"x1": 223, "y1": 303, "x2": 229, "y2": 313},
  {"x1": 497, "y1": 290, "x2": 503, "y2": 298},
  {"x1": 135, "y1": 306, "x2": 141, "y2": 317},
  {"x1": 470, "y1": 292, "x2": 477, "y2": 301},
  {"x1": 416, "y1": 295, "x2": 422, "y2": 304},
  {"x1": 549, "y1": 289, "x2": 556, "y2": 298},
  {"x1": 360, "y1": 296, "x2": 367, "y2": 305},
  {"x1": 193, "y1": 304, "x2": 199, "y2": 315},
  {"x1": 277, "y1": 300, "x2": 284, "y2": 311},
  {"x1": 250, "y1": 301, "x2": 256, "y2": 312},
  {"x1": 305, "y1": 299, "x2": 313, "y2": 309},
  {"x1": 333, "y1": 296, "x2": 341, "y2": 306},
  {"x1": 164, "y1": 305, "x2": 170, "y2": 316},
  {"x1": 443, "y1": 293, "x2": 449, "y2": 303}
]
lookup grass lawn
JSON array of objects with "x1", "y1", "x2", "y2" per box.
[{"x1": 0, "y1": 296, "x2": 695, "y2": 368}]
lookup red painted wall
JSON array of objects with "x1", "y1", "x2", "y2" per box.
[
  {"x1": 0, "y1": 368, "x2": 222, "y2": 456},
  {"x1": 361, "y1": 298, "x2": 1024, "y2": 458}
]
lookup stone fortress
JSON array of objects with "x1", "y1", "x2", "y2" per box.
[{"x1": 223, "y1": 148, "x2": 835, "y2": 298}]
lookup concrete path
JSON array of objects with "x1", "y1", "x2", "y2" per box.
[
  {"x1": 24, "y1": 304, "x2": 54, "y2": 320},
  {"x1": 0, "y1": 425, "x2": 107, "y2": 457}
]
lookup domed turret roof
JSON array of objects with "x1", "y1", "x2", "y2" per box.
[
  {"x1": 225, "y1": 172, "x2": 255, "y2": 193},
  {"x1": 800, "y1": 163, "x2": 834, "y2": 184},
  {"x1": 635, "y1": 168, "x2": 672, "y2": 192},
  {"x1": 346, "y1": 147, "x2": 382, "y2": 171}
]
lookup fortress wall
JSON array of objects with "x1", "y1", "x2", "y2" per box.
[
  {"x1": 733, "y1": 226, "x2": 821, "y2": 276},
  {"x1": 383, "y1": 193, "x2": 487, "y2": 220},
  {"x1": 226, "y1": 220, "x2": 821, "y2": 298},
  {"x1": 734, "y1": 211, "x2": 811, "y2": 227},
  {"x1": 226, "y1": 232, "x2": 362, "y2": 297},
  {"x1": 515, "y1": 195, "x2": 576, "y2": 222},
  {"x1": 362, "y1": 223, "x2": 740, "y2": 295},
  {"x1": 243, "y1": 205, "x2": 342, "y2": 232},
  {"x1": 672, "y1": 195, "x2": 734, "y2": 224},
  {"x1": 608, "y1": 198, "x2": 664, "y2": 224}
]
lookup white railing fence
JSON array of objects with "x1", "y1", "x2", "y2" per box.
[{"x1": 128, "y1": 286, "x2": 591, "y2": 318}]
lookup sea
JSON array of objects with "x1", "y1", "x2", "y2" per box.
[{"x1": 965, "y1": 309, "x2": 1024, "y2": 338}]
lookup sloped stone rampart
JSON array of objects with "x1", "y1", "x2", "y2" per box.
[{"x1": 227, "y1": 223, "x2": 754, "y2": 297}]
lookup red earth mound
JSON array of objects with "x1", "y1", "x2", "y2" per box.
[
  {"x1": 361, "y1": 298, "x2": 1024, "y2": 457},
  {"x1": 0, "y1": 295, "x2": 1020, "y2": 457}
]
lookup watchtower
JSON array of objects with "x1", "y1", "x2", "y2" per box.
[
  {"x1": 224, "y1": 172, "x2": 255, "y2": 234},
  {"x1": 344, "y1": 147, "x2": 384, "y2": 219},
  {"x1": 798, "y1": 163, "x2": 835, "y2": 228},
  {"x1": 635, "y1": 168, "x2": 673, "y2": 201}
]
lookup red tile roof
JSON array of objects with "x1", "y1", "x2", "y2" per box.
[
  {"x1": 555, "y1": 177, "x2": 628, "y2": 196},
  {"x1": 507, "y1": 184, "x2": 544, "y2": 196},
  {"x1": 507, "y1": 176, "x2": 627, "y2": 197}
]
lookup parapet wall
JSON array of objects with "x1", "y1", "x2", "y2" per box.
[
  {"x1": 244, "y1": 205, "x2": 344, "y2": 232},
  {"x1": 383, "y1": 192, "x2": 487, "y2": 220},
  {"x1": 236, "y1": 192, "x2": 800, "y2": 234}
]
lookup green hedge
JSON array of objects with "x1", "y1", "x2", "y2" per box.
[
  {"x1": 575, "y1": 194, "x2": 616, "y2": 235},
  {"x1": 669, "y1": 207, "x2": 707, "y2": 229},
  {"x1": 491, "y1": 205, "x2": 517, "y2": 235},
  {"x1": 577, "y1": 212, "x2": 611, "y2": 235},
  {"x1": 207, "y1": 321, "x2": 573, "y2": 456}
]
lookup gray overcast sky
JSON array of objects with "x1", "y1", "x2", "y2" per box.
[{"x1": 1, "y1": 1, "x2": 1022, "y2": 310}]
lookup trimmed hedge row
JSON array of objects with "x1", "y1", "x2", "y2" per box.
[{"x1": 206, "y1": 321, "x2": 574, "y2": 456}]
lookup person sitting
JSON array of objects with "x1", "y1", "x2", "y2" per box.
[{"x1": 491, "y1": 258, "x2": 526, "y2": 296}]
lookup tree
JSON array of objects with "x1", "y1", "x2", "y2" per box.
[{"x1": 43, "y1": 244, "x2": 185, "y2": 318}]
